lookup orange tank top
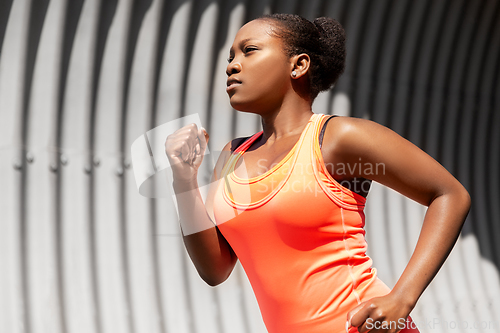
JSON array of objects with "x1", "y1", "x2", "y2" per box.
[{"x1": 213, "y1": 113, "x2": 393, "y2": 333}]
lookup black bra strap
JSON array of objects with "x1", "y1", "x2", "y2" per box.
[
  {"x1": 317, "y1": 115, "x2": 371, "y2": 198},
  {"x1": 319, "y1": 115, "x2": 337, "y2": 149},
  {"x1": 232, "y1": 135, "x2": 252, "y2": 152}
]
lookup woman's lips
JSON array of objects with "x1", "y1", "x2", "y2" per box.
[
  {"x1": 226, "y1": 77, "x2": 242, "y2": 93},
  {"x1": 226, "y1": 82, "x2": 241, "y2": 92}
]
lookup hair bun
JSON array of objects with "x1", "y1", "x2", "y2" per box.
[
  {"x1": 313, "y1": 17, "x2": 346, "y2": 90},
  {"x1": 313, "y1": 17, "x2": 339, "y2": 36},
  {"x1": 313, "y1": 17, "x2": 345, "y2": 52}
]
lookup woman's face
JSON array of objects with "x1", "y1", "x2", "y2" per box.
[{"x1": 226, "y1": 19, "x2": 292, "y2": 112}]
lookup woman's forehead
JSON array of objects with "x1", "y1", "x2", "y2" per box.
[{"x1": 231, "y1": 19, "x2": 275, "y2": 47}]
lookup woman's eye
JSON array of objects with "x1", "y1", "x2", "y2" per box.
[
  {"x1": 227, "y1": 47, "x2": 256, "y2": 63},
  {"x1": 244, "y1": 47, "x2": 257, "y2": 53}
]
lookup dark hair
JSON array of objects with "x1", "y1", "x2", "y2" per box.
[{"x1": 258, "y1": 13, "x2": 346, "y2": 100}]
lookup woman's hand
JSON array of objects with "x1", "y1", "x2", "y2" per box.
[
  {"x1": 346, "y1": 292, "x2": 413, "y2": 333},
  {"x1": 165, "y1": 123, "x2": 209, "y2": 183}
]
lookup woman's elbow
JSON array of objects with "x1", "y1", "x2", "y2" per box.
[
  {"x1": 199, "y1": 258, "x2": 237, "y2": 287},
  {"x1": 458, "y1": 185, "x2": 472, "y2": 215},
  {"x1": 448, "y1": 182, "x2": 471, "y2": 217},
  {"x1": 200, "y1": 270, "x2": 232, "y2": 287}
]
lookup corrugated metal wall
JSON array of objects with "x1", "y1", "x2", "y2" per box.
[{"x1": 0, "y1": 0, "x2": 499, "y2": 332}]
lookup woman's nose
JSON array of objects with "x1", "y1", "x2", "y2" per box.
[{"x1": 226, "y1": 60, "x2": 241, "y2": 76}]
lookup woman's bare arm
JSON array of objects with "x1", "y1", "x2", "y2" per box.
[
  {"x1": 167, "y1": 125, "x2": 238, "y2": 286},
  {"x1": 322, "y1": 117, "x2": 471, "y2": 331}
]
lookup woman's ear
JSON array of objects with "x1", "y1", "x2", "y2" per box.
[{"x1": 290, "y1": 53, "x2": 311, "y2": 78}]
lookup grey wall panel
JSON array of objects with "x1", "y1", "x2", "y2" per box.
[
  {"x1": 1, "y1": 1, "x2": 499, "y2": 333},
  {"x1": 371, "y1": 0, "x2": 411, "y2": 127},
  {"x1": 425, "y1": 0, "x2": 460, "y2": 159},
  {"x1": 155, "y1": 3, "x2": 196, "y2": 333},
  {"x1": 390, "y1": 0, "x2": 428, "y2": 135},
  {"x1": 25, "y1": 1, "x2": 65, "y2": 333},
  {"x1": 0, "y1": 148, "x2": 24, "y2": 333},
  {"x1": 337, "y1": 0, "x2": 369, "y2": 108},
  {"x1": 489, "y1": 60, "x2": 500, "y2": 317},
  {"x1": 93, "y1": 1, "x2": 134, "y2": 333},
  {"x1": 0, "y1": 0, "x2": 14, "y2": 57},
  {"x1": 450, "y1": 0, "x2": 496, "y2": 326},
  {"x1": 462, "y1": 0, "x2": 500, "y2": 324},
  {"x1": 0, "y1": 0, "x2": 33, "y2": 332},
  {"x1": 352, "y1": 0, "x2": 391, "y2": 120},
  {"x1": 124, "y1": 1, "x2": 164, "y2": 333},
  {"x1": 476, "y1": 0, "x2": 500, "y2": 278},
  {"x1": 406, "y1": 0, "x2": 449, "y2": 147}
]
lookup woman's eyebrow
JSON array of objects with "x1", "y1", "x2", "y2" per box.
[{"x1": 229, "y1": 38, "x2": 255, "y2": 53}]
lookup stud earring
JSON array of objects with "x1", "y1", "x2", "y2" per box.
[{"x1": 292, "y1": 71, "x2": 297, "y2": 77}]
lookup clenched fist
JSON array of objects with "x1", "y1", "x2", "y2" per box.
[{"x1": 165, "y1": 123, "x2": 209, "y2": 183}]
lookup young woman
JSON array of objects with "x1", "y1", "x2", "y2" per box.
[{"x1": 165, "y1": 13, "x2": 471, "y2": 333}]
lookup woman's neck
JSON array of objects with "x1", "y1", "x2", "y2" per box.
[{"x1": 258, "y1": 99, "x2": 314, "y2": 143}]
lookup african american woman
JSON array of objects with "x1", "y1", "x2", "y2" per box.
[{"x1": 165, "y1": 13, "x2": 471, "y2": 333}]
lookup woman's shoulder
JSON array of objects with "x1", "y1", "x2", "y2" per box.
[
  {"x1": 320, "y1": 115, "x2": 403, "y2": 164},
  {"x1": 321, "y1": 115, "x2": 382, "y2": 146},
  {"x1": 323, "y1": 114, "x2": 380, "y2": 131}
]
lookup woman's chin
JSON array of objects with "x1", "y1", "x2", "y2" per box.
[
  {"x1": 229, "y1": 94, "x2": 273, "y2": 113},
  {"x1": 229, "y1": 98, "x2": 253, "y2": 112}
]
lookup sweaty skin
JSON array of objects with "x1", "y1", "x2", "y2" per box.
[{"x1": 172, "y1": 18, "x2": 470, "y2": 333}]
